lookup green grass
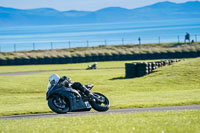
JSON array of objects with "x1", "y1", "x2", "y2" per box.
[
  {"x1": 0, "y1": 58, "x2": 200, "y2": 116},
  {"x1": 0, "y1": 110, "x2": 200, "y2": 133},
  {"x1": 0, "y1": 60, "x2": 137, "y2": 73},
  {"x1": 0, "y1": 59, "x2": 161, "y2": 73},
  {"x1": 1, "y1": 42, "x2": 200, "y2": 59}
]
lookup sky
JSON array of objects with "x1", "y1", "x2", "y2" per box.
[{"x1": 0, "y1": 0, "x2": 197, "y2": 11}]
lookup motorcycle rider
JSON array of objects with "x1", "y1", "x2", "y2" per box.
[
  {"x1": 49, "y1": 74, "x2": 95, "y2": 99},
  {"x1": 88, "y1": 62, "x2": 97, "y2": 69}
]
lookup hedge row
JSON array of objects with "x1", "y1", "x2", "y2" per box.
[
  {"x1": 0, "y1": 51, "x2": 199, "y2": 66},
  {"x1": 125, "y1": 59, "x2": 181, "y2": 78}
]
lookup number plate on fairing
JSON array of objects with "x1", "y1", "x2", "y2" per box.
[{"x1": 84, "y1": 101, "x2": 91, "y2": 108}]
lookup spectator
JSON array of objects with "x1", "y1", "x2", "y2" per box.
[
  {"x1": 138, "y1": 37, "x2": 141, "y2": 45},
  {"x1": 184, "y1": 32, "x2": 190, "y2": 43}
]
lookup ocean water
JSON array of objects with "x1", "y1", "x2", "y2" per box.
[{"x1": 0, "y1": 18, "x2": 200, "y2": 52}]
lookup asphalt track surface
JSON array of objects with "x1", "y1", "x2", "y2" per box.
[
  {"x1": 0, "y1": 105, "x2": 200, "y2": 120},
  {"x1": 0, "y1": 67, "x2": 123, "y2": 76},
  {"x1": 0, "y1": 70, "x2": 199, "y2": 120}
]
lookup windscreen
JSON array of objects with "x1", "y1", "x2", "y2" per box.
[{"x1": 47, "y1": 82, "x2": 52, "y2": 92}]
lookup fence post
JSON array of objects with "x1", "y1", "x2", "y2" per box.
[
  {"x1": 87, "y1": 40, "x2": 89, "y2": 47},
  {"x1": 104, "y1": 40, "x2": 107, "y2": 45},
  {"x1": 177, "y1": 35, "x2": 180, "y2": 43},
  {"x1": 195, "y1": 34, "x2": 197, "y2": 42},
  {"x1": 158, "y1": 36, "x2": 160, "y2": 44},
  {"x1": 33, "y1": 43, "x2": 35, "y2": 50},
  {"x1": 122, "y1": 38, "x2": 124, "y2": 45},
  {"x1": 68, "y1": 41, "x2": 71, "y2": 48},
  {"x1": 51, "y1": 42, "x2": 53, "y2": 49},
  {"x1": 14, "y1": 44, "x2": 16, "y2": 52}
]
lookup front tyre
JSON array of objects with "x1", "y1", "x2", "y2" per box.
[
  {"x1": 48, "y1": 95, "x2": 70, "y2": 114},
  {"x1": 90, "y1": 92, "x2": 110, "y2": 112}
]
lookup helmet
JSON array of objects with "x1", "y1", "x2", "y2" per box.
[{"x1": 49, "y1": 74, "x2": 60, "y2": 85}]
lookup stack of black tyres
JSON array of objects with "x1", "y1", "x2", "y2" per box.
[
  {"x1": 125, "y1": 63, "x2": 137, "y2": 78},
  {"x1": 125, "y1": 59, "x2": 181, "y2": 78},
  {"x1": 136, "y1": 62, "x2": 149, "y2": 77}
]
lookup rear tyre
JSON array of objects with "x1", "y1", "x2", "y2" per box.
[
  {"x1": 48, "y1": 95, "x2": 70, "y2": 114},
  {"x1": 90, "y1": 92, "x2": 110, "y2": 112}
]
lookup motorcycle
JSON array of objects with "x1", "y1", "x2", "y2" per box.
[
  {"x1": 46, "y1": 74, "x2": 110, "y2": 114},
  {"x1": 87, "y1": 62, "x2": 97, "y2": 70}
]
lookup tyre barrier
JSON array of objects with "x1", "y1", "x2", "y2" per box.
[
  {"x1": 0, "y1": 50, "x2": 199, "y2": 66},
  {"x1": 125, "y1": 59, "x2": 181, "y2": 78},
  {"x1": 125, "y1": 63, "x2": 137, "y2": 78}
]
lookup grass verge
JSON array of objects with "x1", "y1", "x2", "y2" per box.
[
  {"x1": 1, "y1": 42, "x2": 200, "y2": 59},
  {"x1": 0, "y1": 110, "x2": 200, "y2": 133},
  {"x1": 0, "y1": 58, "x2": 200, "y2": 116},
  {"x1": 0, "y1": 60, "x2": 139, "y2": 73}
]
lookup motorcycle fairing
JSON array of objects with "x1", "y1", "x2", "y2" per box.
[{"x1": 47, "y1": 87, "x2": 91, "y2": 112}]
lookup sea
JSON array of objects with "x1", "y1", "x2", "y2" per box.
[{"x1": 0, "y1": 18, "x2": 200, "y2": 52}]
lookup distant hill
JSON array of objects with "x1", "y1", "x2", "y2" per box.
[{"x1": 0, "y1": 1, "x2": 200, "y2": 27}]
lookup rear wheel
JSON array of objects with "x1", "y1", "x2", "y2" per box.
[
  {"x1": 48, "y1": 95, "x2": 70, "y2": 114},
  {"x1": 90, "y1": 92, "x2": 110, "y2": 112}
]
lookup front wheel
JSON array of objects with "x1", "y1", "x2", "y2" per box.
[
  {"x1": 89, "y1": 92, "x2": 110, "y2": 112},
  {"x1": 48, "y1": 95, "x2": 70, "y2": 114}
]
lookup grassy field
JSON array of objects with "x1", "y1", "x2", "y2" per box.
[
  {"x1": 0, "y1": 58, "x2": 200, "y2": 116},
  {"x1": 1, "y1": 42, "x2": 200, "y2": 59},
  {"x1": 0, "y1": 110, "x2": 200, "y2": 133},
  {"x1": 0, "y1": 60, "x2": 138, "y2": 73}
]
